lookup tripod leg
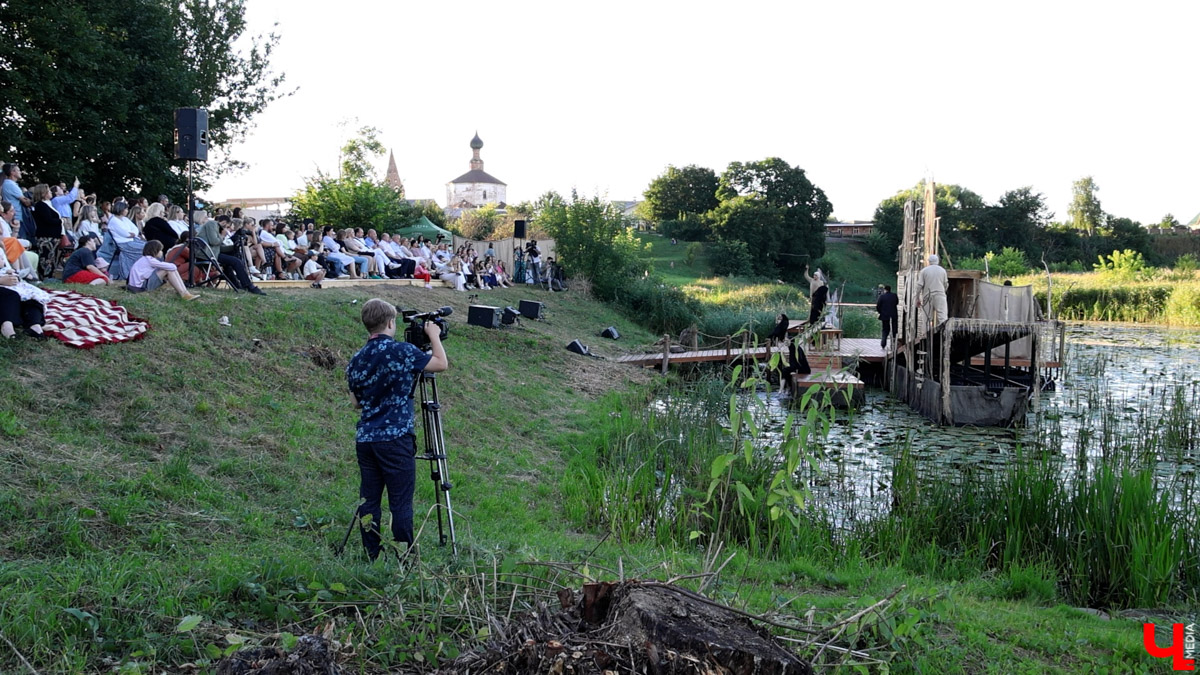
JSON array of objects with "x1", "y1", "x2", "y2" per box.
[
  {"x1": 335, "y1": 503, "x2": 360, "y2": 556},
  {"x1": 418, "y1": 374, "x2": 457, "y2": 553}
]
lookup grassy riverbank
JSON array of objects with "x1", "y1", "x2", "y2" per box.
[
  {"x1": 1008, "y1": 271, "x2": 1200, "y2": 325},
  {"x1": 0, "y1": 284, "x2": 1182, "y2": 673}
]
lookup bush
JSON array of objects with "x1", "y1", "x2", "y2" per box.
[
  {"x1": 1093, "y1": 249, "x2": 1149, "y2": 282},
  {"x1": 612, "y1": 276, "x2": 702, "y2": 336},
  {"x1": 864, "y1": 229, "x2": 894, "y2": 261},
  {"x1": 684, "y1": 242, "x2": 701, "y2": 267},
  {"x1": 659, "y1": 215, "x2": 711, "y2": 242},
  {"x1": 1165, "y1": 285, "x2": 1200, "y2": 326},
  {"x1": 707, "y1": 240, "x2": 754, "y2": 277},
  {"x1": 987, "y1": 247, "x2": 1030, "y2": 277},
  {"x1": 1169, "y1": 253, "x2": 1198, "y2": 281}
]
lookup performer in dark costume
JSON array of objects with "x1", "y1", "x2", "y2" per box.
[{"x1": 805, "y1": 265, "x2": 828, "y2": 325}]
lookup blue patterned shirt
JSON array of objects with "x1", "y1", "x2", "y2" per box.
[{"x1": 346, "y1": 335, "x2": 432, "y2": 442}]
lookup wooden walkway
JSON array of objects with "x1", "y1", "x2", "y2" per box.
[{"x1": 616, "y1": 337, "x2": 889, "y2": 369}]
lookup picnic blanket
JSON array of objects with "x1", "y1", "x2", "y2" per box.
[{"x1": 42, "y1": 290, "x2": 150, "y2": 348}]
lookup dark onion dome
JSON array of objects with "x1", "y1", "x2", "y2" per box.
[{"x1": 470, "y1": 132, "x2": 483, "y2": 150}]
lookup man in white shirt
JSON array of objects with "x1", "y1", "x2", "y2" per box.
[{"x1": 916, "y1": 253, "x2": 950, "y2": 332}]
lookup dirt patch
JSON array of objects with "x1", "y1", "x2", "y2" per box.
[
  {"x1": 439, "y1": 581, "x2": 810, "y2": 675},
  {"x1": 215, "y1": 635, "x2": 341, "y2": 674},
  {"x1": 559, "y1": 354, "x2": 653, "y2": 397}
]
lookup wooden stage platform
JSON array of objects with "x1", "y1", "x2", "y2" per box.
[{"x1": 615, "y1": 337, "x2": 889, "y2": 369}]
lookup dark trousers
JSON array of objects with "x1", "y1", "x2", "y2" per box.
[
  {"x1": 356, "y1": 434, "x2": 417, "y2": 560},
  {"x1": 880, "y1": 316, "x2": 897, "y2": 346},
  {"x1": 0, "y1": 288, "x2": 45, "y2": 328},
  {"x1": 217, "y1": 253, "x2": 253, "y2": 289}
]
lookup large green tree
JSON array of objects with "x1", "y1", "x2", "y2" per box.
[
  {"x1": 0, "y1": 0, "x2": 286, "y2": 199},
  {"x1": 642, "y1": 164, "x2": 720, "y2": 224},
  {"x1": 712, "y1": 157, "x2": 832, "y2": 278},
  {"x1": 871, "y1": 181, "x2": 987, "y2": 263},
  {"x1": 1068, "y1": 176, "x2": 1104, "y2": 236}
]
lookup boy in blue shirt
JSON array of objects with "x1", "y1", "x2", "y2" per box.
[{"x1": 346, "y1": 299, "x2": 449, "y2": 559}]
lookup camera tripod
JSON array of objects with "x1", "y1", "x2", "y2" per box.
[{"x1": 413, "y1": 371, "x2": 457, "y2": 553}]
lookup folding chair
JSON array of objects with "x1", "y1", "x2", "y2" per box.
[{"x1": 189, "y1": 238, "x2": 241, "y2": 291}]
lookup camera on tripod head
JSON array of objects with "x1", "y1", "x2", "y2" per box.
[{"x1": 403, "y1": 306, "x2": 453, "y2": 351}]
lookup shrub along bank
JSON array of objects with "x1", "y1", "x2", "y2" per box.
[{"x1": 1013, "y1": 272, "x2": 1200, "y2": 325}]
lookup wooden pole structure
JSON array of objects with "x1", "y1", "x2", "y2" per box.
[
  {"x1": 724, "y1": 336, "x2": 732, "y2": 363},
  {"x1": 661, "y1": 334, "x2": 670, "y2": 374}
]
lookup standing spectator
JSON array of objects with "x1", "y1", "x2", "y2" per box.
[
  {"x1": 62, "y1": 234, "x2": 109, "y2": 285},
  {"x1": 32, "y1": 184, "x2": 63, "y2": 278},
  {"x1": 1, "y1": 163, "x2": 35, "y2": 243},
  {"x1": 876, "y1": 284, "x2": 899, "y2": 349}
]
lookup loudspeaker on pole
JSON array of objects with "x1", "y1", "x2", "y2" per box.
[
  {"x1": 513, "y1": 219, "x2": 527, "y2": 240},
  {"x1": 174, "y1": 108, "x2": 209, "y2": 162}
]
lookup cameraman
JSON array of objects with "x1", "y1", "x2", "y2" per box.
[
  {"x1": 346, "y1": 299, "x2": 448, "y2": 560},
  {"x1": 525, "y1": 240, "x2": 542, "y2": 284}
]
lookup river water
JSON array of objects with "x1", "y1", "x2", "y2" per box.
[{"x1": 753, "y1": 323, "x2": 1200, "y2": 522}]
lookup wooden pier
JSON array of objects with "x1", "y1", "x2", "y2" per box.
[{"x1": 614, "y1": 337, "x2": 888, "y2": 368}]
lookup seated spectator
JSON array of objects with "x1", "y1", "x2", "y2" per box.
[
  {"x1": 98, "y1": 200, "x2": 145, "y2": 280},
  {"x1": 62, "y1": 234, "x2": 109, "y2": 285},
  {"x1": 165, "y1": 205, "x2": 190, "y2": 237},
  {"x1": 321, "y1": 226, "x2": 358, "y2": 278},
  {"x1": 440, "y1": 255, "x2": 467, "y2": 292},
  {"x1": 477, "y1": 259, "x2": 497, "y2": 289},
  {"x1": 493, "y1": 259, "x2": 513, "y2": 288},
  {"x1": 340, "y1": 228, "x2": 376, "y2": 277},
  {"x1": 413, "y1": 258, "x2": 433, "y2": 288},
  {"x1": 126, "y1": 240, "x2": 200, "y2": 301},
  {"x1": 1, "y1": 199, "x2": 38, "y2": 280},
  {"x1": 0, "y1": 260, "x2": 50, "y2": 339},
  {"x1": 543, "y1": 256, "x2": 567, "y2": 292},
  {"x1": 143, "y1": 202, "x2": 177, "y2": 249},
  {"x1": 194, "y1": 211, "x2": 266, "y2": 295},
  {"x1": 302, "y1": 250, "x2": 326, "y2": 288},
  {"x1": 74, "y1": 205, "x2": 103, "y2": 239},
  {"x1": 275, "y1": 224, "x2": 302, "y2": 279}
]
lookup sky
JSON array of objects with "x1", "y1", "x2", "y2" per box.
[{"x1": 209, "y1": 0, "x2": 1199, "y2": 225}]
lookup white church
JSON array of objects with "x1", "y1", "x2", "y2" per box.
[{"x1": 445, "y1": 132, "x2": 506, "y2": 209}]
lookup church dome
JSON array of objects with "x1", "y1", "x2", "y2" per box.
[{"x1": 470, "y1": 132, "x2": 483, "y2": 150}]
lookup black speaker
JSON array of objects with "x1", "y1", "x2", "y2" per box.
[
  {"x1": 174, "y1": 108, "x2": 209, "y2": 161},
  {"x1": 467, "y1": 304, "x2": 501, "y2": 329},
  {"x1": 502, "y1": 306, "x2": 521, "y2": 325},
  {"x1": 600, "y1": 326, "x2": 620, "y2": 339},
  {"x1": 566, "y1": 340, "x2": 590, "y2": 355},
  {"x1": 513, "y1": 219, "x2": 526, "y2": 239},
  {"x1": 518, "y1": 300, "x2": 543, "y2": 320}
]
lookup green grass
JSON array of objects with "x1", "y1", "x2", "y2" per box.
[{"x1": 0, "y1": 283, "x2": 1178, "y2": 673}]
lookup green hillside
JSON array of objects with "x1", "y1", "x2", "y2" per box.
[{"x1": 0, "y1": 284, "x2": 1158, "y2": 673}]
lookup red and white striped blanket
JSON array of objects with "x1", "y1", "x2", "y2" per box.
[{"x1": 42, "y1": 290, "x2": 151, "y2": 348}]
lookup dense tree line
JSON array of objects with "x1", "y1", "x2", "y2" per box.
[
  {"x1": 641, "y1": 158, "x2": 831, "y2": 280},
  {"x1": 0, "y1": 0, "x2": 287, "y2": 198},
  {"x1": 870, "y1": 177, "x2": 1166, "y2": 271}
]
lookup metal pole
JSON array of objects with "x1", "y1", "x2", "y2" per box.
[{"x1": 187, "y1": 160, "x2": 196, "y2": 286}]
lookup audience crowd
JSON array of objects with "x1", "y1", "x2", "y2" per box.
[{"x1": 0, "y1": 160, "x2": 569, "y2": 338}]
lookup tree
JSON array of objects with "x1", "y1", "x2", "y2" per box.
[
  {"x1": 871, "y1": 181, "x2": 986, "y2": 263},
  {"x1": 1160, "y1": 213, "x2": 1181, "y2": 229},
  {"x1": 1068, "y1": 176, "x2": 1104, "y2": 236},
  {"x1": 713, "y1": 158, "x2": 832, "y2": 278},
  {"x1": 455, "y1": 204, "x2": 502, "y2": 240},
  {"x1": 642, "y1": 165, "x2": 720, "y2": 227},
  {"x1": 340, "y1": 126, "x2": 388, "y2": 184},
  {"x1": 0, "y1": 0, "x2": 286, "y2": 199},
  {"x1": 290, "y1": 129, "x2": 415, "y2": 232},
  {"x1": 535, "y1": 190, "x2": 650, "y2": 298}
]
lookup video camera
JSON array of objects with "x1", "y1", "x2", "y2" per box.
[{"x1": 403, "y1": 306, "x2": 453, "y2": 351}]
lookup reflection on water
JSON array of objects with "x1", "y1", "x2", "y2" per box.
[{"x1": 753, "y1": 323, "x2": 1200, "y2": 523}]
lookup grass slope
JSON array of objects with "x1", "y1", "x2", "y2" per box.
[{"x1": 0, "y1": 284, "x2": 1164, "y2": 673}]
